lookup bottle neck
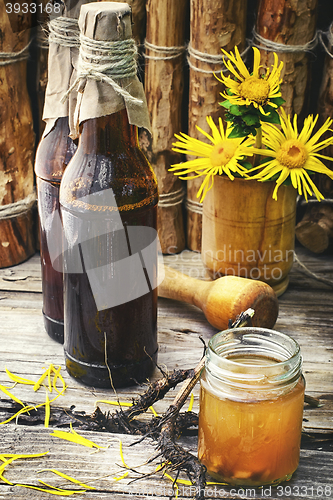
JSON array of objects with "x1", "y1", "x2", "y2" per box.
[
  {"x1": 78, "y1": 108, "x2": 138, "y2": 154},
  {"x1": 35, "y1": 116, "x2": 77, "y2": 182}
]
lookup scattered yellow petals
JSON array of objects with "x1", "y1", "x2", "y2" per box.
[
  {"x1": 0, "y1": 405, "x2": 33, "y2": 425},
  {"x1": 0, "y1": 453, "x2": 49, "y2": 486},
  {"x1": 33, "y1": 367, "x2": 50, "y2": 392},
  {"x1": 44, "y1": 390, "x2": 50, "y2": 428},
  {"x1": 113, "y1": 471, "x2": 129, "y2": 481},
  {"x1": 118, "y1": 439, "x2": 129, "y2": 468},
  {"x1": 0, "y1": 473, "x2": 13, "y2": 485},
  {"x1": 155, "y1": 463, "x2": 164, "y2": 473},
  {"x1": 163, "y1": 472, "x2": 179, "y2": 498},
  {"x1": 0, "y1": 387, "x2": 66, "y2": 426},
  {"x1": 38, "y1": 479, "x2": 87, "y2": 493},
  {"x1": 0, "y1": 457, "x2": 17, "y2": 484},
  {"x1": 187, "y1": 393, "x2": 194, "y2": 413},
  {"x1": 96, "y1": 399, "x2": 158, "y2": 416},
  {"x1": 47, "y1": 365, "x2": 53, "y2": 392},
  {"x1": 5, "y1": 368, "x2": 35, "y2": 386},
  {"x1": 149, "y1": 406, "x2": 158, "y2": 417},
  {"x1": 38, "y1": 469, "x2": 96, "y2": 489},
  {"x1": 95, "y1": 400, "x2": 132, "y2": 407},
  {"x1": 207, "y1": 481, "x2": 228, "y2": 485},
  {"x1": 50, "y1": 423, "x2": 105, "y2": 449},
  {"x1": 52, "y1": 365, "x2": 66, "y2": 394},
  {"x1": 0, "y1": 384, "x2": 25, "y2": 407},
  {"x1": 0, "y1": 452, "x2": 49, "y2": 459}
]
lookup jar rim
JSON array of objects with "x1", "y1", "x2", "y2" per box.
[{"x1": 206, "y1": 327, "x2": 302, "y2": 389}]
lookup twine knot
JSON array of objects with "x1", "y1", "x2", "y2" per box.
[{"x1": 61, "y1": 33, "x2": 143, "y2": 106}]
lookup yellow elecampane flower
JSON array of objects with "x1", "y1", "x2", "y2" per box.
[
  {"x1": 217, "y1": 46, "x2": 283, "y2": 115},
  {"x1": 248, "y1": 109, "x2": 333, "y2": 200},
  {"x1": 170, "y1": 116, "x2": 255, "y2": 202}
]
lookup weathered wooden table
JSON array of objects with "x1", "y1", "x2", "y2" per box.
[{"x1": 0, "y1": 246, "x2": 332, "y2": 500}]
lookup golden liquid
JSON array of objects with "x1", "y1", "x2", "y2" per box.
[{"x1": 198, "y1": 356, "x2": 305, "y2": 486}]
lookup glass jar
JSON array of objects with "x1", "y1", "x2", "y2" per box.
[{"x1": 198, "y1": 327, "x2": 305, "y2": 486}]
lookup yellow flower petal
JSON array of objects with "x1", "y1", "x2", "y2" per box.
[
  {"x1": 247, "y1": 110, "x2": 333, "y2": 199},
  {"x1": 218, "y1": 46, "x2": 283, "y2": 111},
  {"x1": 50, "y1": 424, "x2": 105, "y2": 449},
  {"x1": 0, "y1": 453, "x2": 49, "y2": 486},
  {"x1": 5, "y1": 368, "x2": 35, "y2": 386},
  {"x1": 171, "y1": 116, "x2": 255, "y2": 201},
  {"x1": 118, "y1": 439, "x2": 129, "y2": 468},
  {"x1": 38, "y1": 469, "x2": 96, "y2": 489},
  {"x1": 113, "y1": 471, "x2": 129, "y2": 481},
  {"x1": 149, "y1": 406, "x2": 158, "y2": 417},
  {"x1": 52, "y1": 366, "x2": 66, "y2": 394},
  {"x1": 33, "y1": 368, "x2": 50, "y2": 392},
  {"x1": 44, "y1": 390, "x2": 50, "y2": 428},
  {"x1": 187, "y1": 393, "x2": 194, "y2": 412},
  {"x1": 0, "y1": 384, "x2": 25, "y2": 407},
  {"x1": 95, "y1": 400, "x2": 132, "y2": 407}
]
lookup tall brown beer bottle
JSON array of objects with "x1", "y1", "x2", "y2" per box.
[
  {"x1": 59, "y1": 3, "x2": 159, "y2": 388},
  {"x1": 34, "y1": 7, "x2": 80, "y2": 343}
]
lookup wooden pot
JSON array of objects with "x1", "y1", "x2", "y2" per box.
[{"x1": 201, "y1": 176, "x2": 297, "y2": 297}]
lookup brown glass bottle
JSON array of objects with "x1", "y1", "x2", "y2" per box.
[
  {"x1": 60, "y1": 109, "x2": 159, "y2": 388},
  {"x1": 35, "y1": 117, "x2": 77, "y2": 343}
]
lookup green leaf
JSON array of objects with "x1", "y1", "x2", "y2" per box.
[
  {"x1": 242, "y1": 113, "x2": 261, "y2": 127},
  {"x1": 229, "y1": 105, "x2": 244, "y2": 116},
  {"x1": 260, "y1": 109, "x2": 281, "y2": 125},
  {"x1": 219, "y1": 100, "x2": 232, "y2": 109},
  {"x1": 270, "y1": 96, "x2": 285, "y2": 107},
  {"x1": 283, "y1": 177, "x2": 292, "y2": 186},
  {"x1": 228, "y1": 125, "x2": 249, "y2": 139},
  {"x1": 261, "y1": 104, "x2": 275, "y2": 113},
  {"x1": 239, "y1": 161, "x2": 253, "y2": 171}
]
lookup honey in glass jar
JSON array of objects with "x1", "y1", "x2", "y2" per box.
[{"x1": 198, "y1": 327, "x2": 305, "y2": 486}]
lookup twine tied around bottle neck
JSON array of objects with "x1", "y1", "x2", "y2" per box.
[
  {"x1": 61, "y1": 33, "x2": 143, "y2": 106},
  {"x1": 48, "y1": 17, "x2": 80, "y2": 48},
  {"x1": 36, "y1": 26, "x2": 49, "y2": 50}
]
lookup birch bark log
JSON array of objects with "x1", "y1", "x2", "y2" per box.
[
  {"x1": 295, "y1": 21, "x2": 333, "y2": 253},
  {"x1": 0, "y1": 3, "x2": 36, "y2": 267},
  {"x1": 187, "y1": 0, "x2": 247, "y2": 251},
  {"x1": 256, "y1": 0, "x2": 318, "y2": 118},
  {"x1": 142, "y1": 0, "x2": 188, "y2": 254}
]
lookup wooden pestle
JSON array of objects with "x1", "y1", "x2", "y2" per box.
[{"x1": 158, "y1": 266, "x2": 279, "y2": 330}]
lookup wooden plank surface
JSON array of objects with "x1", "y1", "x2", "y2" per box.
[{"x1": 0, "y1": 246, "x2": 332, "y2": 499}]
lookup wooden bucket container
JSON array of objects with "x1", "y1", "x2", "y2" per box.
[
  {"x1": 201, "y1": 176, "x2": 297, "y2": 297},
  {"x1": 0, "y1": 5, "x2": 36, "y2": 267}
]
